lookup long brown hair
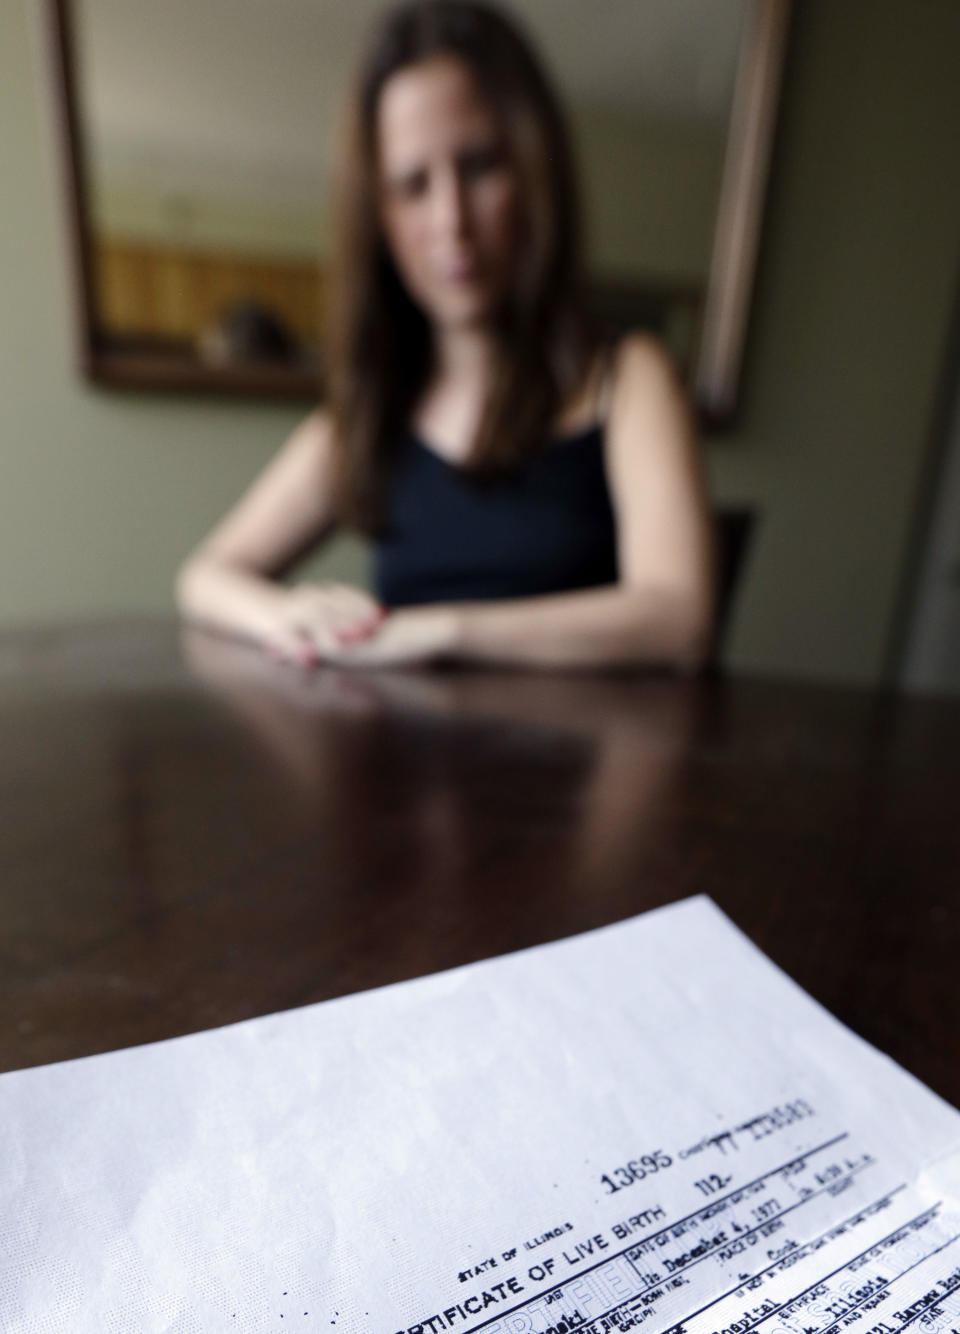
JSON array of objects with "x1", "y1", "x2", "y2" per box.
[{"x1": 325, "y1": 0, "x2": 597, "y2": 532}]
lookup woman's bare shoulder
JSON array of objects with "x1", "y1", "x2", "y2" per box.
[
  {"x1": 553, "y1": 334, "x2": 683, "y2": 436},
  {"x1": 609, "y1": 331, "x2": 684, "y2": 398},
  {"x1": 606, "y1": 332, "x2": 692, "y2": 438},
  {"x1": 268, "y1": 405, "x2": 339, "y2": 484},
  {"x1": 292, "y1": 405, "x2": 335, "y2": 448}
]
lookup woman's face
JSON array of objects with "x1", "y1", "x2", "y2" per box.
[{"x1": 376, "y1": 55, "x2": 522, "y2": 332}]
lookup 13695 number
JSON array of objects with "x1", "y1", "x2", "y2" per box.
[{"x1": 600, "y1": 1150, "x2": 673, "y2": 1194}]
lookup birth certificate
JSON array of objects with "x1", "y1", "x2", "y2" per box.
[{"x1": 2, "y1": 897, "x2": 959, "y2": 1333}]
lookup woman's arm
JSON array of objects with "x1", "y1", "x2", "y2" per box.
[
  {"x1": 175, "y1": 410, "x2": 384, "y2": 663},
  {"x1": 341, "y1": 334, "x2": 715, "y2": 670}
]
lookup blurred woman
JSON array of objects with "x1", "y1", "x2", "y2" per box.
[{"x1": 176, "y1": 0, "x2": 714, "y2": 669}]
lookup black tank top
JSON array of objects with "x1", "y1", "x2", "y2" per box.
[{"x1": 373, "y1": 424, "x2": 618, "y2": 607}]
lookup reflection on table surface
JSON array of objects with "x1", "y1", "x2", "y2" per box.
[{"x1": 0, "y1": 621, "x2": 958, "y2": 1108}]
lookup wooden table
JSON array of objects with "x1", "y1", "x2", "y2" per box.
[{"x1": 1, "y1": 621, "x2": 957, "y2": 1108}]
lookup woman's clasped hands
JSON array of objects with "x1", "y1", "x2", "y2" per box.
[{"x1": 265, "y1": 581, "x2": 456, "y2": 668}]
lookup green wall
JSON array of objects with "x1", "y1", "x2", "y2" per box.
[
  {"x1": 575, "y1": 104, "x2": 725, "y2": 284},
  {"x1": 2, "y1": 0, "x2": 958, "y2": 685},
  {"x1": 710, "y1": 0, "x2": 960, "y2": 682}
]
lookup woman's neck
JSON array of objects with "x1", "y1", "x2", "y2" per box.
[
  {"x1": 411, "y1": 326, "x2": 498, "y2": 462},
  {"x1": 414, "y1": 325, "x2": 603, "y2": 461},
  {"x1": 431, "y1": 324, "x2": 497, "y2": 387}
]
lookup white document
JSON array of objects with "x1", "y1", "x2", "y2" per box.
[{"x1": 3, "y1": 897, "x2": 960, "y2": 1334}]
